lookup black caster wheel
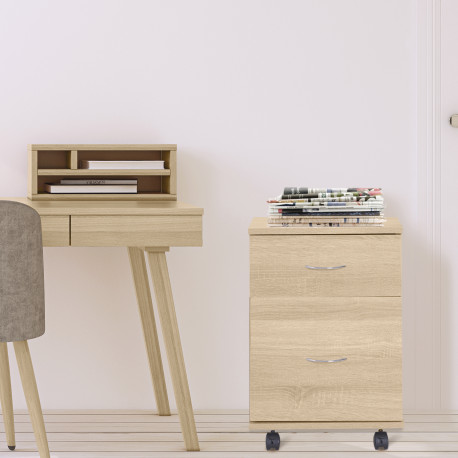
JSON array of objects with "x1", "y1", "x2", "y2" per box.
[
  {"x1": 7, "y1": 445, "x2": 15, "y2": 451},
  {"x1": 373, "y1": 429, "x2": 389, "y2": 450},
  {"x1": 266, "y1": 430, "x2": 280, "y2": 450}
]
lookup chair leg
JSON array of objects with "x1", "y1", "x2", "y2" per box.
[
  {"x1": 0, "y1": 343, "x2": 15, "y2": 450},
  {"x1": 13, "y1": 341, "x2": 50, "y2": 458}
]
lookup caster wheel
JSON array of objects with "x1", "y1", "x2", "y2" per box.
[
  {"x1": 8, "y1": 445, "x2": 15, "y2": 451},
  {"x1": 373, "y1": 429, "x2": 389, "y2": 450},
  {"x1": 266, "y1": 430, "x2": 280, "y2": 450}
]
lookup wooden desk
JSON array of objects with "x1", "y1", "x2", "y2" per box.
[{"x1": 6, "y1": 198, "x2": 203, "y2": 451}]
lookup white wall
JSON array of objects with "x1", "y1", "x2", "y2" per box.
[{"x1": 0, "y1": 0, "x2": 419, "y2": 410}]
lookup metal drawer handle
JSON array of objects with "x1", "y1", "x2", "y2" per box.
[
  {"x1": 306, "y1": 357, "x2": 348, "y2": 363},
  {"x1": 305, "y1": 265, "x2": 346, "y2": 270}
]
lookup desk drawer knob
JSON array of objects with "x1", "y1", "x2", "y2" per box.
[
  {"x1": 305, "y1": 265, "x2": 346, "y2": 270},
  {"x1": 306, "y1": 357, "x2": 347, "y2": 363}
]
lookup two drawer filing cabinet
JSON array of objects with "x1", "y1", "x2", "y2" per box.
[{"x1": 249, "y1": 217, "x2": 403, "y2": 451}]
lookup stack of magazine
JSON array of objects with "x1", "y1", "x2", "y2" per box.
[{"x1": 267, "y1": 187, "x2": 385, "y2": 227}]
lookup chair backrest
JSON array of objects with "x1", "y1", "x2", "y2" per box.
[{"x1": 0, "y1": 201, "x2": 45, "y2": 342}]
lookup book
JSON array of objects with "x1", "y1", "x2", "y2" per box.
[
  {"x1": 269, "y1": 208, "x2": 383, "y2": 215},
  {"x1": 80, "y1": 160, "x2": 164, "y2": 170},
  {"x1": 268, "y1": 216, "x2": 386, "y2": 224},
  {"x1": 269, "y1": 205, "x2": 384, "y2": 212},
  {"x1": 268, "y1": 222, "x2": 384, "y2": 227},
  {"x1": 60, "y1": 179, "x2": 138, "y2": 185},
  {"x1": 283, "y1": 187, "x2": 382, "y2": 196},
  {"x1": 278, "y1": 192, "x2": 381, "y2": 200},
  {"x1": 268, "y1": 214, "x2": 385, "y2": 220},
  {"x1": 267, "y1": 211, "x2": 383, "y2": 218},
  {"x1": 269, "y1": 202, "x2": 383, "y2": 210},
  {"x1": 269, "y1": 199, "x2": 384, "y2": 207},
  {"x1": 269, "y1": 195, "x2": 384, "y2": 204},
  {"x1": 45, "y1": 184, "x2": 137, "y2": 194}
]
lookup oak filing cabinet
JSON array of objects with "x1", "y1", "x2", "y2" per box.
[{"x1": 249, "y1": 217, "x2": 403, "y2": 451}]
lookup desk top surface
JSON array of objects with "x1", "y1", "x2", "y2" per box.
[
  {"x1": 1, "y1": 198, "x2": 203, "y2": 216},
  {"x1": 249, "y1": 217, "x2": 402, "y2": 235}
]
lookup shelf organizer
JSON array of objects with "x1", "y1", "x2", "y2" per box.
[{"x1": 27, "y1": 144, "x2": 177, "y2": 201}]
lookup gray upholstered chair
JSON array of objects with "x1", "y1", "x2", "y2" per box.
[{"x1": 0, "y1": 201, "x2": 50, "y2": 457}]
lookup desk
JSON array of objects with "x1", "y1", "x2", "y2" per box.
[{"x1": 6, "y1": 198, "x2": 203, "y2": 451}]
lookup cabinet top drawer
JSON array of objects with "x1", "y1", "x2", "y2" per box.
[
  {"x1": 249, "y1": 217, "x2": 402, "y2": 235},
  {"x1": 250, "y1": 234, "x2": 401, "y2": 297}
]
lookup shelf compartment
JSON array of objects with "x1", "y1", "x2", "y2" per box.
[
  {"x1": 37, "y1": 150, "x2": 72, "y2": 169},
  {"x1": 77, "y1": 149, "x2": 163, "y2": 163},
  {"x1": 38, "y1": 175, "x2": 162, "y2": 194}
]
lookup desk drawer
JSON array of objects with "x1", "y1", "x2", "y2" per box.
[
  {"x1": 250, "y1": 234, "x2": 401, "y2": 297},
  {"x1": 250, "y1": 296, "x2": 402, "y2": 422},
  {"x1": 40, "y1": 216, "x2": 70, "y2": 247},
  {"x1": 70, "y1": 215, "x2": 202, "y2": 247}
]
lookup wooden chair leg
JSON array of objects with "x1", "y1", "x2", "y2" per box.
[
  {"x1": 147, "y1": 249, "x2": 200, "y2": 451},
  {"x1": 0, "y1": 342, "x2": 15, "y2": 450},
  {"x1": 128, "y1": 247, "x2": 171, "y2": 416},
  {"x1": 13, "y1": 341, "x2": 49, "y2": 458}
]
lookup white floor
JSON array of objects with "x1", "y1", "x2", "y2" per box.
[{"x1": 0, "y1": 410, "x2": 457, "y2": 457}]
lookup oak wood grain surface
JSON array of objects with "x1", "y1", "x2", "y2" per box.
[
  {"x1": 39, "y1": 216, "x2": 70, "y2": 246},
  {"x1": 2, "y1": 198, "x2": 203, "y2": 216},
  {"x1": 250, "y1": 297, "x2": 402, "y2": 422},
  {"x1": 250, "y1": 234, "x2": 401, "y2": 297},
  {"x1": 71, "y1": 215, "x2": 202, "y2": 247}
]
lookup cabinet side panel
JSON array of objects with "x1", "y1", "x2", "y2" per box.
[{"x1": 28, "y1": 147, "x2": 38, "y2": 199}]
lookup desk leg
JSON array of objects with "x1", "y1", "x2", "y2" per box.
[
  {"x1": 147, "y1": 249, "x2": 200, "y2": 451},
  {"x1": 128, "y1": 247, "x2": 171, "y2": 416},
  {"x1": 0, "y1": 343, "x2": 15, "y2": 450}
]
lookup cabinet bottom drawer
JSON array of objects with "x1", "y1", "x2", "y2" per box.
[{"x1": 250, "y1": 296, "x2": 402, "y2": 422}]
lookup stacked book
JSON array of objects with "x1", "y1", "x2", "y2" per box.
[
  {"x1": 80, "y1": 160, "x2": 164, "y2": 170},
  {"x1": 267, "y1": 187, "x2": 385, "y2": 227},
  {"x1": 45, "y1": 179, "x2": 138, "y2": 194}
]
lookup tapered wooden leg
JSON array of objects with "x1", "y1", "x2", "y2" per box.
[
  {"x1": 13, "y1": 341, "x2": 49, "y2": 458},
  {"x1": 147, "y1": 249, "x2": 200, "y2": 451},
  {"x1": 128, "y1": 247, "x2": 171, "y2": 416},
  {"x1": 0, "y1": 343, "x2": 15, "y2": 450}
]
